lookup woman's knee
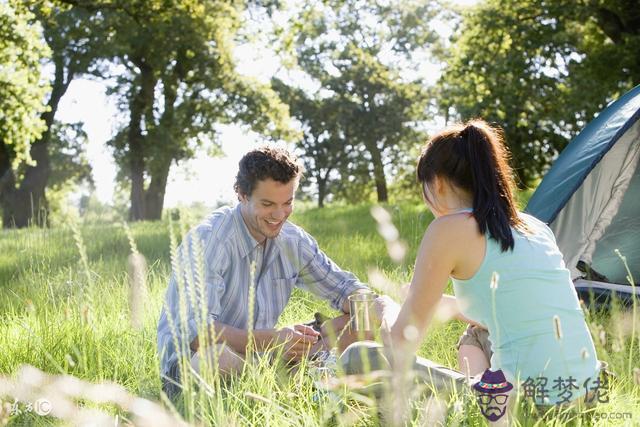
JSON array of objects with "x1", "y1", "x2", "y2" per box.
[
  {"x1": 456, "y1": 324, "x2": 492, "y2": 377},
  {"x1": 458, "y1": 344, "x2": 490, "y2": 377}
]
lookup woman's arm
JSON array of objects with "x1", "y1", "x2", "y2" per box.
[
  {"x1": 398, "y1": 285, "x2": 480, "y2": 326},
  {"x1": 383, "y1": 290, "x2": 465, "y2": 326},
  {"x1": 388, "y1": 219, "x2": 455, "y2": 353},
  {"x1": 436, "y1": 294, "x2": 484, "y2": 327},
  {"x1": 375, "y1": 214, "x2": 484, "y2": 361}
]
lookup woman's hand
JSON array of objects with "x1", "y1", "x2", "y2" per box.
[
  {"x1": 374, "y1": 295, "x2": 401, "y2": 346},
  {"x1": 399, "y1": 283, "x2": 411, "y2": 301}
]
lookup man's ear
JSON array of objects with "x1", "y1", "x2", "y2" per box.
[{"x1": 237, "y1": 192, "x2": 248, "y2": 203}]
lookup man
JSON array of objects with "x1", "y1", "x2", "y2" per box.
[{"x1": 157, "y1": 146, "x2": 370, "y2": 397}]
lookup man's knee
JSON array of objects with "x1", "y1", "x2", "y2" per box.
[{"x1": 190, "y1": 344, "x2": 245, "y2": 376}]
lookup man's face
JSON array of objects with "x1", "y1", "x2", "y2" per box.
[{"x1": 239, "y1": 178, "x2": 298, "y2": 242}]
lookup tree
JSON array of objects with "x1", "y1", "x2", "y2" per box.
[
  {"x1": 0, "y1": 1, "x2": 50, "y2": 204},
  {"x1": 1, "y1": 1, "x2": 105, "y2": 227},
  {"x1": 277, "y1": 0, "x2": 435, "y2": 203},
  {"x1": 45, "y1": 121, "x2": 94, "y2": 224},
  {"x1": 271, "y1": 79, "x2": 353, "y2": 207},
  {"x1": 72, "y1": 0, "x2": 295, "y2": 221},
  {"x1": 47, "y1": 122, "x2": 93, "y2": 191},
  {"x1": 439, "y1": 0, "x2": 640, "y2": 186}
]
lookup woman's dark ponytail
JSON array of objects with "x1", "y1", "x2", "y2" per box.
[{"x1": 417, "y1": 119, "x2": 524, "y2": 252}]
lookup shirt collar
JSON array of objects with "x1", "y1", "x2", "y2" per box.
[{"x1": 233, "y1": 204, "x2": 282, "y2": 258}]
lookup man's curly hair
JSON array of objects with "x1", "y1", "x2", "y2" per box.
[{"x1": 234, "y1": 146, "x2": 303, "y2": 197}]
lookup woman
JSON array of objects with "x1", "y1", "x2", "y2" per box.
[{"x1": 376, "y1": 119, "x2": 600, "y2": 406}]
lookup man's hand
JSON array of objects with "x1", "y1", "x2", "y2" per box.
[{"x1": 273, "y1": 324, "x2": 321, "y2": 361}]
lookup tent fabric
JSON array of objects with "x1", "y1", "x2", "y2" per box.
[
  {"x1": 581, "y1": 133, "x2": 640, "y2": 265},
  {"x1": 527, "y1": 85, "x2": 640, "y2": 224},
  {"x1": 526, "y1": 85, "x2": 640, "y2": 287},
  {"x1": 549, "y1": 120, "x2": 640, "y2": 281},
  {"x1": 589, "y1": 151, "x2": 640, "y2": 284}
]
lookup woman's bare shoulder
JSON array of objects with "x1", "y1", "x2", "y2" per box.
[
  {"x1": 428, "y1": 212, "x2": 479, "y2": 236},
  {"x1": 420, "y1": 212, "x2": 481, "y2": 257},
  {"x1": 426, "y1": 212, "x2": 484, "y2": 278}
]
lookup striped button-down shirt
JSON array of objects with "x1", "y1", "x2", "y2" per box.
[{"x1": 157, "y1": 204, "x2": 368, "y2": 378}]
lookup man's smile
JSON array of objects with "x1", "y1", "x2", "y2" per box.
[{"x1": 265, "y1": 219, "x2": 284, "y2": 230}]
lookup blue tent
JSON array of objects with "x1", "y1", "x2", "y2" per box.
[{"x1": 526, "y1": 85, "x2": 640, "y2": 307}]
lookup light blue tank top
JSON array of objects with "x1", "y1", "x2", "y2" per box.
[{"x1": 451, "y1": 210, "x2": 600, "y2": 405}]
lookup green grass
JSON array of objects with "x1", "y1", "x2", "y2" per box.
[{"x1": 0, "y1": 202, "x2": 638, "y2": 426}]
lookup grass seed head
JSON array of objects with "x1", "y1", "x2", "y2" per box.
[
  {"x1": 490, "y1": 272, "x2": 500, "y2": 290},
  {"x1": 127, "y1": 253, "x2": 147, "y2": 331},
  {"x1": 81, "y1": 305, "x2": 90, "y2": 324},
  {"x1": 387, "y1": 240, "x2": 408, "y2": 264},
  {"x1": 64, "y1": 354, "x2": 76, "y2": 368},
  {"x1": 403, "y1": 325, "x2": 419, "y2": 342},
  {"x1": 612, "y1": 340, "x2": 622, "y2": 353},
  {"x1": 553, "y1": 315, "x2": 563, "y2": 341},
  {"x1": 599, "y1": 329, "x2": 607, "y2": 346},
  {"x1": 581, "y1": 347, "x2": 590, "y2": 360}
]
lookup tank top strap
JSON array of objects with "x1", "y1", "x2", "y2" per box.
[
  {"x1": 452, "y1": 207, "x2": 473, "y2": 214},
  {"x1": 437, "y1": 207, "x2": 473, "y2": 219}
]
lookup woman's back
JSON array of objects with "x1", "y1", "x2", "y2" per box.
[{"x1": 452, "y1": 212, "x2": 599, "y2": 405}]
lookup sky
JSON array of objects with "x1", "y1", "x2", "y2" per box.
[
  {"x1": 57, "y1": 80, "x2": 264, "y2": 208},
  {"x1": 55, "y1": 0, "x2": 478, "y2": 209},
  {"x1": 55, "y1": 46, "x2": 279, "y2": 208}
]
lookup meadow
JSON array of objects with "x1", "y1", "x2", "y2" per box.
[{"x1": 0, "y1": 202, "x2": 638, "y2": 426}]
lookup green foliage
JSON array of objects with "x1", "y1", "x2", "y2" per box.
[
  {"x1": 275, "y1": 0, "x2": 436, "y2": 204},
  {"x1": 48, "y1": 122, "x2": 93, "y2": 191},
  {"x1": 439, "y1": 0, "x2": 640, "y2": 186},
  {"x1": 271, "y1": 78, "x2": 355, "y2": 206},
  {"x1": 0, "y1": 1, "x2": 50, "y2": 177},
  {"x1": 0, "y1": 1, "x2": 114, "y2": 228},
  {"x1": 76, "y1": 190, "x2": 130, "y2": 224},
  {"x1": 79, "y1": 0, "x2": 297, "y2": 220},
  {"x1": 45, "y1": 121, "x2": 94, "y2": 226}
]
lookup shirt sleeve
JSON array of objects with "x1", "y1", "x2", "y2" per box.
[
  {"x1": 159, "y1": 225, "x2": 228, "y2": 363},
  {"x1": 295, "y1": 231, "x2": 369, "y2": 311}
]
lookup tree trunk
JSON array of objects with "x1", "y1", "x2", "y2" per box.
[
  {"x1": 317, "y1": 174, "x2": 327, "y2": 208},
  {"x1": 141, "y1": 66, "x2": 179, "y2": 221},
  {"x1": 144, "y1": 157, "x2": 171, "y2": 220},
  {"x1": 0, "y1": 140, "x2": 11, "y2": 198},
  {"x1": 1, "y1": 141, "x2": 51, "y2": 228},
  {"x1": 129, "y1": 152, "x2": 146, "y2": 221},
  {"x1": 365, "y1": 141, "x2": 388, "y2": 203},
  {"x1": 0, "y1": 56, "x2": 70, "y2": 228},
  {"x1": 128, "y1": 59, "x2": 156, "y2": 221}
]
